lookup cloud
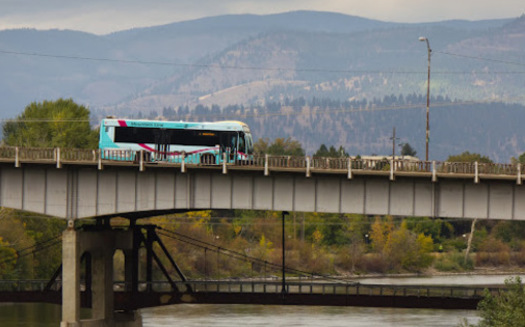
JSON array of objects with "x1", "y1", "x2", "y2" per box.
[{"x1": 0, "y1": 0, "x2": 523, "y2": 34}]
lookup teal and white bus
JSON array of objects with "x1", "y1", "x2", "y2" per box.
[{"x1": 99, "y1": 118, "x2": 254, "y2": 164}]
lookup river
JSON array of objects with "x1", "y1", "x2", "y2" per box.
[
  {"x1": 3, "y1": 274, "x2": 522, "y2": 327},
  {"x1": 0, "y1": 303, "x2": 479, "y2": 327}
]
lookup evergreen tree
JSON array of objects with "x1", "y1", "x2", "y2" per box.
[
  {"x1": 314, "y1": 144, "x2": 348, "y2": 157},
  {"x1": 400, "y1": 143, "x2": 417, "y2": 157}
]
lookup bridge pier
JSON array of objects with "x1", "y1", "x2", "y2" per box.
[{"x1": 61, "y1": 222, "x2": 143, "y2": 327}]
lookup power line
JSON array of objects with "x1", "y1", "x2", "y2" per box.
[
  {"x1": 0, "y1": 49, "x2": 414, "y2": 73},
  {"x1": 157, "y1": 227, "x2": 356, "y2": 283},
  {"x1": 2, "y1": 97, "x2": 524, "y2": 123},
  {"x1": 435, "y1": 50, "x2": 525, "y2": 67},
  {"x1": 0, "y1": 119, "x2": 93, "y2": 123},
  {"x1": 2, "y1": 49, "x2": 525, "y2": 75},
  {"x1": 0, "y1": 234, "x2": 62, "y2": 267}
]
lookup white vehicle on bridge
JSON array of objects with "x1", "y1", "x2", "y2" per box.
[{"x1": 99, "y1": 118, "x2": 254, "y2": 164}]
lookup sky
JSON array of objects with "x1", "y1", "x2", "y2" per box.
[{"x1": 1, "y1": 0, "x2": 524, "y2": 35}]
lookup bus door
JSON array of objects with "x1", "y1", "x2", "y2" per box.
[
  {"x1": 153, "y1": 129, "x2": 170, "y2": 161},
  {"x1": 219, "y1": 132, "x2": 238, "y2": 162},
  {"x1": 238, "y1": 132, "x2": 246, "y2": 155}
]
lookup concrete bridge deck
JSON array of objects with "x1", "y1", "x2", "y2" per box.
[{"x1": 1, "y1": 146, "x2": 524, "y2": 221}]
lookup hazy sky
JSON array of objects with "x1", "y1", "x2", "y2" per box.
[{"x1": 1, "y1": 0, "x2": 524, "y2": 34}]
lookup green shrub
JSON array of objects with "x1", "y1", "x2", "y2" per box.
[
  {"x1": 461, "y1": 277, "x2": 525, "y2": 327},
  {"x1": 434, "y1": 251, "x2": 474, "y2": 272}
]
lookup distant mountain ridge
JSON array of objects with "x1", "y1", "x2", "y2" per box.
[
  {"x1": 0, "y1": 11, "x2": 519, "y2": 118},
  {"x1": 1, "y1": 11, "x2": 524, "y2": 160},
  {"x1": 116, "y1": 14, "x2": 524, "y2": 113}
]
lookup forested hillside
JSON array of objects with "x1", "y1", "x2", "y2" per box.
[
  {"x1": 2, "y1": 12, "x2": 525, "y2": 160},
  {"x1": 133, "y1": 96, "x2": 525, "y2": 162},
  {"x1": 1, "y1": 12, "x2": 522, "y2": 120}
]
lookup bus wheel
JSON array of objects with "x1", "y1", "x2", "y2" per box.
[{"x1": 200, "y1": 153, "x2": 216, "y2": 165}]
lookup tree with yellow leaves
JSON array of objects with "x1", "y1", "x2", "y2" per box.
[
  {"x1": 370, "y1": 217, "x2": 434, "y2": 272},
  {"x1": 0, "y1": 236, "x2": 17, "y2": 278}
]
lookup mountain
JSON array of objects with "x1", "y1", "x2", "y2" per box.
[
  {"x1": 0, "y1": 11, "x2": 518, "y2": 118},
  {"x1": 119, "y1": 15, "x2": 524, "y2": 112},
  {"x1": 1, "y1": 11, "x2": 524, "y2": 161},
  {"x1": 0, "y1": 11, "x2": 399, "y2": 118}
]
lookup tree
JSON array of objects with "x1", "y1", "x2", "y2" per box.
[
  {"x1": 370, "y1": 216, "x2": 394, "y2": 254},
  {"x1": 0, "y1": 210, "x2": 36, "y2": 279},
  {"x1": 370, "y1": 217, "x2": 434, "y2": 272},
  {"x1": 2, "y1": 98, "x2": 98, "y2": 149},
  {"x1": 447, "y1": 151, "x2": 492, "y2": 163},
  {"x1": 400, "y1": 143, "x2": 417, "y2": 157},
  {"x1": 461, "y1": 277, "x2": 525, "y2": 327},
  {"x1": 314, "y1": 144, "x2": 329, "y2": 157},
  {"x1": 254, "y1": 137, "x2": 305, "y2": 156},
  {"x1": 511, "y1": 152, "x2": 525, "y2": 165},
  {"x1": 0, "y1": 237, "x2": 17, "y2": 279},
  {"x1": 313, "y1": 144, "x2": 348, "y2": 157},
  {"x1": 518, "y1": 152, "x2": 525, "y2": 164}
]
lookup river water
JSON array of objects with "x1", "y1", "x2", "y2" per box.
[
  {"x1": 4, "y1": 274, "x2": 521, "y2": 327},
  {"x1": 142, "y1": 304, "x2": 478, "y2": 327},
  {"x1": 0, "y1": 302, "x2": 479, "y2": 327}
]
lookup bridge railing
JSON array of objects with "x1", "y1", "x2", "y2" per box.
[
  {"x1": 20, "y1": 147, "x2": 56, "y2": 161},
  {"x1": 1, "y1": 146, "x2": 524, "y2": 179},
  {"x1": 352, "y1": 158, "x2": 391, "y2": 171},
  {"x1": 0, "y1": 279, "x2": 504, "y2": 300},
  {"x1": 171, "y1": 280, "x2": 500, "y2": 299},
  {"x1": 0, "y1": 146, "x2": 17, "y2": 159},
  {"x1": 243, "y1": 154, "x2": 266, "y2": 167},
  {"x1": 112, "y1": 280, "x2": 501, "y2": 299},
  {"x1": 311, "y1": 157, "x2": 347, "y2": 170},
  {"x1": 478, "y1": 163, "x2": 518, "y2": 176},
  {"x1": 101, "y1": 149, "x2": 136, "y2": 161},
  {"x1": 62, "y1": 149, "x2": 98, "y2": 162},
  {"x1": 393, "y1": 160, "x2": 433, "y2": 172},
  {"x1": 437, "y1": 162, "x2": 475, "y2": 174},
  {"x1": 436, "y1": 162, "x2": 520, "y2": 176},
  {"x1": 267, "y1": 156, "x2": 307, "y2": 168}
]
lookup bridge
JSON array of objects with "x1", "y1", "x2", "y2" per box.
[
  {"x1": 1, "y1": 146, "x2": 523, "y2": 326},
  {"x1": 1, "y1": 146, "x2": 524, "y2": 220},
  {"x1": 0, "y1": 278, "x2": 499, "y2": 310}
]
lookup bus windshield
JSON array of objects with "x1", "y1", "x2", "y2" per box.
[{"x1": 245, "y1": 133, "x2": 254, "y2": 154}]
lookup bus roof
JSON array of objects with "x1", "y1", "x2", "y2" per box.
[{"x1": 102, "y1": 118, "x2": 250, "y2": 132}]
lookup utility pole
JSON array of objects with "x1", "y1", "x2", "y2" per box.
[
  {"x1": 281, "y1": 211, "x2": 289, "y2": 296},
  {"x1": 390, "y1": 127, "x2": 399, "y2": 159},
  {"x1": 419, "y1": 36, "x2": 432, "y2": 161}
]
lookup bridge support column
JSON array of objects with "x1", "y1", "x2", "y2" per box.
[
  {"x1": 60, "y1": 224, "x2": 142, "y2": 327},
  {"x1": 61, "y1": 224, "x2": 81, "y2": 327},
  {"x1": 91, "y1": 246, "x2": 114, "y2": 322}
]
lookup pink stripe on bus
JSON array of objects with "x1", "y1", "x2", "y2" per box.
[{"x1": 138, "y1": 143, "x2": 217, "y2": 155}]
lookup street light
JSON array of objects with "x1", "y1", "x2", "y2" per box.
[
  {"x1": 281, "y1": 211, "x2": 289, "y2": 296},
  {"x1": 419, "y1": 36, "x2": 431, "y2": 161}
]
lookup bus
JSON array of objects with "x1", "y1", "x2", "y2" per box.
[{"x1": 99, "y1": 118, "x2": 254, "y2": 164}]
